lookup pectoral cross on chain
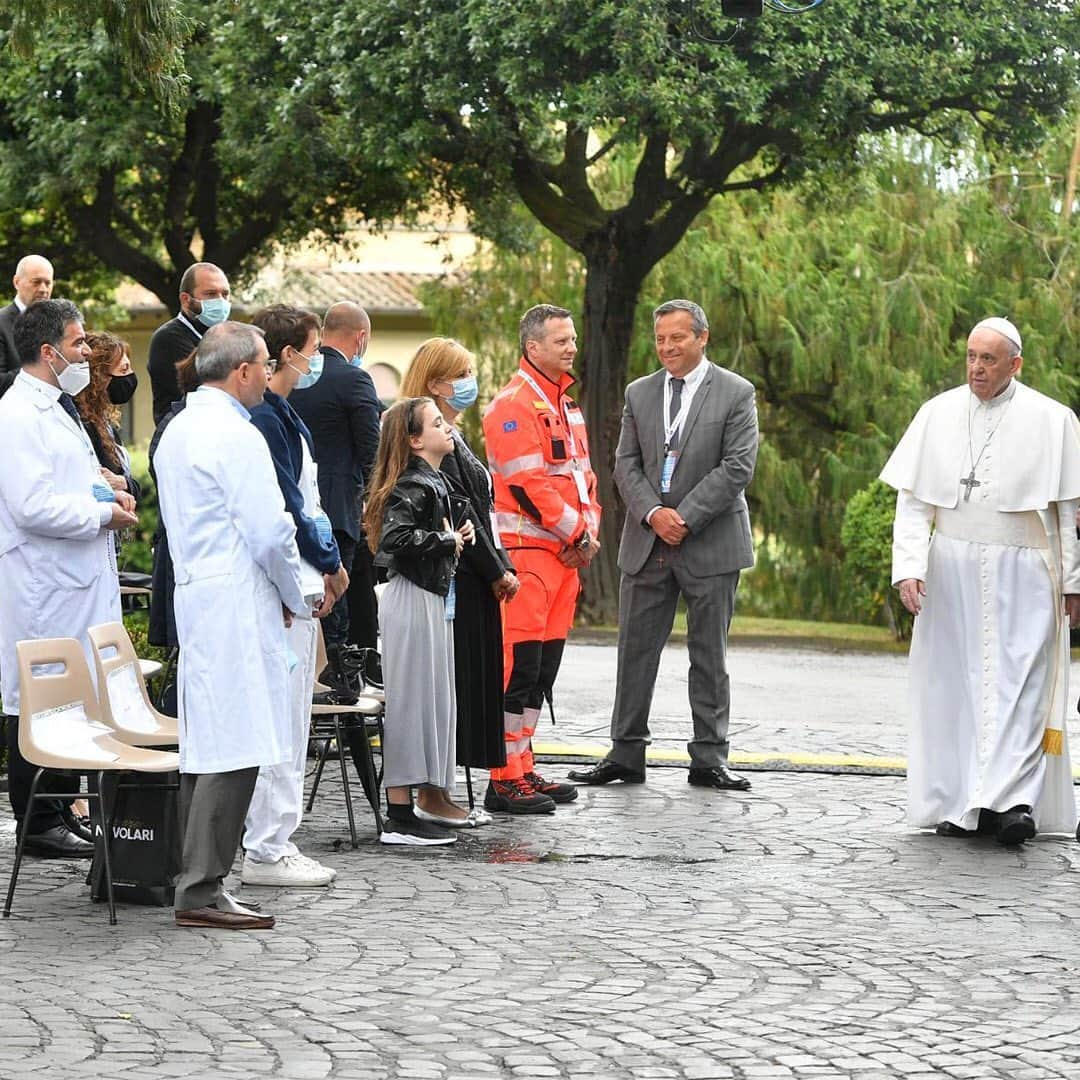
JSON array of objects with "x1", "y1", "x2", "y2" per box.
[{"x1": 960, "y1": 469, "x2": 981, "y2": 501}]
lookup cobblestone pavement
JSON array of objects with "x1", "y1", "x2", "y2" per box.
[
  {"x1": 2, "y1": 643, "x2": 1080, "y2": 1079},
  {"x1": 550, "y1": 641, "x2": 1080, "y2": 761}
]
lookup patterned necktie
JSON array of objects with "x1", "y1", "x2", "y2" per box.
[
  {"x1": 58, "y1": 392, "x2": 83, "y2": 428},
  {"x1": 667, "y1": 377, "x2": 685, "y2": 451}
]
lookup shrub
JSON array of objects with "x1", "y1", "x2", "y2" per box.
[{"x1": 840, "y1": 480, "x2": 913, "y2": 640}]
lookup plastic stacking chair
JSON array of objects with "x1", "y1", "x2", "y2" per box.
[
  {"x1": 87, "y1": 622, "x2": 178, "y2": 747},
  {"x1": 307, "y1": 623, "x2": 384, "y2": 846},
  {"x1": 3, "y1": 638, "x2": 179, "y2": 925}
]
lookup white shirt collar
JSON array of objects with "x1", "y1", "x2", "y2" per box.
[
  {"x1": 18, "y1": 369, "x2": 62, "y2": 402},
  {"x1": 13, "y1": 297, "x2": 26, "y2": 313},
  {"x1": 666, "y1": 357, "x2": 708, "y2": 389},
  {"x1": 197, "y1": 384, "x2": 251, "y2": 421},
  {"x1": 970, "y1": 378, "x2": 1017, "y2": 410}
]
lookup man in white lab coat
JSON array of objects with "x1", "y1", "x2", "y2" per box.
[
  {"x1": 154, "y1": 322, "x2": 305, "y2": 931},
  {"x1": 0, "y1": 299, "x2": 137, "y2": 856}
]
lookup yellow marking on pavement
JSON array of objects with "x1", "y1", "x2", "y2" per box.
[{"x1": 534, "y1": 741, "x2": 1080, "y2": 778}]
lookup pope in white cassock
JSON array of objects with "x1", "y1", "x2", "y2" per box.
[
  {"x1": 881, "y1": 317, "x2": 1080, "y2": 846},
  {"x1": 153, "y1": 322, "x2": 305, "y2": 930}
]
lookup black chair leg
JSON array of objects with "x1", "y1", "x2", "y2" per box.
[
  {"x1": 4, "y1": 767, "x2": 45, "y2": 919},
  {"x1": 356, "y1": 722, "x2": 384, "y2": 836},
  {"x1": 465, "y1": 766, "x2": 475, "y2": 809},
  {"x1": 333, "y1": 717, "x2": 359, "y2": 849},
  {"x1": 94, "y1": 771, "x2": 116, "y2": 926},
  {"x1": 306, "y1": 737, "x2": 332, "y2": 813}
]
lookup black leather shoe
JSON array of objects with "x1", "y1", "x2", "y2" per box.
[
  {"x1": 61, "y1": 808, "x2": 95, "y2": 843},
  {"x1": 996, "y1": 806, "x2": 1036, "y2": 846},
  {"x1": 935, "y1": 821, "x2": 976, "y2": 838},
  {"x1": 688, "y1": 765, "x2": 751, "y2": 791},
  {"x1": 567, "y1": 760, "x2": 645, "y2": 785},
  {"x1": 21, "y1": 825, "x2": 95, "y2": 858}
]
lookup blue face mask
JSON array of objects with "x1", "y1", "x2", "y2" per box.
[
  {"x1": 350, "y1": 336, "x2": 368, "y2": 367},
  {"x1": 290, "y1": 350, "x2": 324, "y2": 390},
  {"x1": 197, "y1": 297, "x2": 231, "y2": 326},
  {"x1": 447, "y1": 375, "x2": 478, "y2": 410}
]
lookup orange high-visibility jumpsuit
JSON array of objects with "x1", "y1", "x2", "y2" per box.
[{"x1": 482, "y1": 358, "x2": 600, "y2": 780}]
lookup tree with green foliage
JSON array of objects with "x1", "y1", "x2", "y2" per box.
[
  {"x1": 424, "y1": 130, "x2": 1080, "y2": 622},
  {"x1": 0, "y1": 9, "x2": 405, "y2": 309},
  {"x1": 298, "y1": 0, "x2": 1080, "y2": 621},
  {"x1": 0, "y1": 0, "x2": 188, "y2": 103}
]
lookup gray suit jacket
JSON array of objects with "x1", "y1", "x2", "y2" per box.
[{"x1": 614, "y1": 360, "x2": 758, "y2": 578}]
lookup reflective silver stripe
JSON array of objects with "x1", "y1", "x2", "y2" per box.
[
  {"x1": 493, "y1": 451, "x2": 546, "y2": 477},
  {"x1": 496, "y1": 512, "x2": 554, "y2": 542},
  {"x1": 496, "y1": 510, "x2": 580, "y2": 544},
  {"x1": 554, "y1": 503, "x2": 580, "y2": 540}
]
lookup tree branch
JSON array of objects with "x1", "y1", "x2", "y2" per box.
[{"x1": 67, "y1": 171, "x2": 175, "y2": 307}]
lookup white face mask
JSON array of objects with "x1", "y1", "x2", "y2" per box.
[{"x1": 48, "y1": 347, "x2": 91, "y2": 397}]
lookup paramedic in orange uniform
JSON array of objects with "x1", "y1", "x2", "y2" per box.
[{"x1": 481, "y1": 305, "x2": 601, "y2": 813}]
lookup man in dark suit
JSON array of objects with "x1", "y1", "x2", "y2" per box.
[
  {"x1": 289, "y1": 301, "x2": 381, "y2": 653},
  {"x1": 570, "y1": 299, "x2": 759, "y2": 791},
  {"x1": 148, "y1": 262, "x2": 231, "y2": 424},
  {"x1": 0, "y1": 254, "x2": 54, "y2": 397}
]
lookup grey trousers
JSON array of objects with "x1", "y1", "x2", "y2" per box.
[
  {"x1": 609, "y1": 542, "x2": 740, "y2": 771},
  {"x1": 174, "y1": 767, "x2": 259, "y2": 912}
]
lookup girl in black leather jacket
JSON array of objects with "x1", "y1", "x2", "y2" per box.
[{"x1": 364, "y1": 397, "x2": 484, "y2": 843}]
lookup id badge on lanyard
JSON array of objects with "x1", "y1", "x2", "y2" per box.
[
  {"x1": 572, "y1": 467, "x2": 590, "y2": 506},
  {"x1": 660, "y1": 450, "x2": 679, "y2": 494}
]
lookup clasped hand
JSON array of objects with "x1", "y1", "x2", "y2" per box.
[{"x1": 650, "y1": 507, "x2": 688, "y2": 546}]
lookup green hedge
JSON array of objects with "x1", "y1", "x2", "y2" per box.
[{"x1": 840, "y1": 480, "x2": 913, "y2": 641}]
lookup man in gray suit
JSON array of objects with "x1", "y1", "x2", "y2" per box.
[{"x1": 569, "y1": 299, "x2": 758, "y2": 790}]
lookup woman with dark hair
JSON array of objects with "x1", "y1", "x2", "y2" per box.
[{"x1": 77, "y1": 330, "x2": 140, "y2": 500}]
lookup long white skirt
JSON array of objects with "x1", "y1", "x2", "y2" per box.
[
  {"x1": 379, "y1": 575, "x2": 457, "y2": 790},
  {"x1": 908, "y1": 533, "x2": 1077, "y2": 834}
]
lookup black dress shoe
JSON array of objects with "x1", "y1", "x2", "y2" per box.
[
  {"x1": 61, "y1": 809, "x2": 95, "y2": 844},
  {"x1": 567, "y1": 760, "x2": 645, "y2": 785},
  {"x1": 996, "y1": 806, "x2": 1036, "y2": 846},
  {"x1": 688, "y1": 765, "x2": 752, "y2": 791},
  {"x1": 935, "y1": 821, "x2": 976, "y2": 838},
  {"x1": 21, "y1": 825, "x2": 95, "y2": 858}
]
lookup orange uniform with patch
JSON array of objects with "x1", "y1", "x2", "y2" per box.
[{"x1": 482, "y1": 358, "x2": 601, "y2": 781}]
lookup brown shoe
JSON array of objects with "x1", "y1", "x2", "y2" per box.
[{"x1": 175, "y1": 906, "x2": 275, "y2": 930}]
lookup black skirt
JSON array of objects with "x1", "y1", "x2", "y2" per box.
[{"x1": 453, "y1": 567, "x2": 506, "y2": 769}]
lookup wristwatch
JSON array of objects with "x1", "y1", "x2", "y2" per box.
[{"x1": 576, "y1": 531, "x2": 592, "y2": 552}]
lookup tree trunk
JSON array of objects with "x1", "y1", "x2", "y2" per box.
[
  {"x1": 1063, "y1": 111, "x2": 1080, "y2": 223},
  {"x1": 577, "y1": 248, "x2": 648, "y2": 625}
]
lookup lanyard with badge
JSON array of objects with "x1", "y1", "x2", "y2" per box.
[
  {"x1": 661, "y1": 389, "x2": 691, "y2": 494},
  {"x1": 517, "y1": 368, "x2": 591, "y2": 507}
]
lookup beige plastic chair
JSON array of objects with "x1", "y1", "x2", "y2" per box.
[
  {"x1": 86, "y1": 622, "x2": 178, "y2": 747},
  {"x1": 3, "y1": 638, "x2": 179, "y2": 925},
  {"x1": 308, "y1": 621, "x2": 384, "y2": 845}
]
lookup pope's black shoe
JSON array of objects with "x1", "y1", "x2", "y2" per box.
[
  {"x1": 996, "y1": 806, "x2": 1036, "y2": 846},
  {"x1": 567, "y1": 760, "x2": 646, "y2": 785},
  {"x1": 935, "y1": 821, "x2": 976, "y2": 838},
  {"x1": 688, "y1": 765, "x2": 752, "y2": 791}
]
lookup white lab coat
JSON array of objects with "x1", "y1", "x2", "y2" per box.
[
  {"x1": 0, "y1": 372, "x2": 120, "y2": 713},
  {"x1": 153, "y1": 387, "x2": 305, "y2": 774}
]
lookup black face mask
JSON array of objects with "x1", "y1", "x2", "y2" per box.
[{"x1": 108, "y1": 373, "x2": 138, "y2": 405}]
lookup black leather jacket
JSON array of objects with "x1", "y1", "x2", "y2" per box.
[{"x1": 376, "y1": 457, "x2": 465, "y2": 597}]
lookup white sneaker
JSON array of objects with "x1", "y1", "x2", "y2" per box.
[
  {"x1": 292, "y1": 853, "x2": 337, "y2": 881},
  {"x1": 240, "y1": 854, "x2": 335, "y2": 887}
]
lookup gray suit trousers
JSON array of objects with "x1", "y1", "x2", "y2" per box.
[
  {"x1": 174, "y1": 767, "x2": 259, "y2": 912},
  {"x1": 609, "y1": 540, "x2": 739, "y2": 771}
]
